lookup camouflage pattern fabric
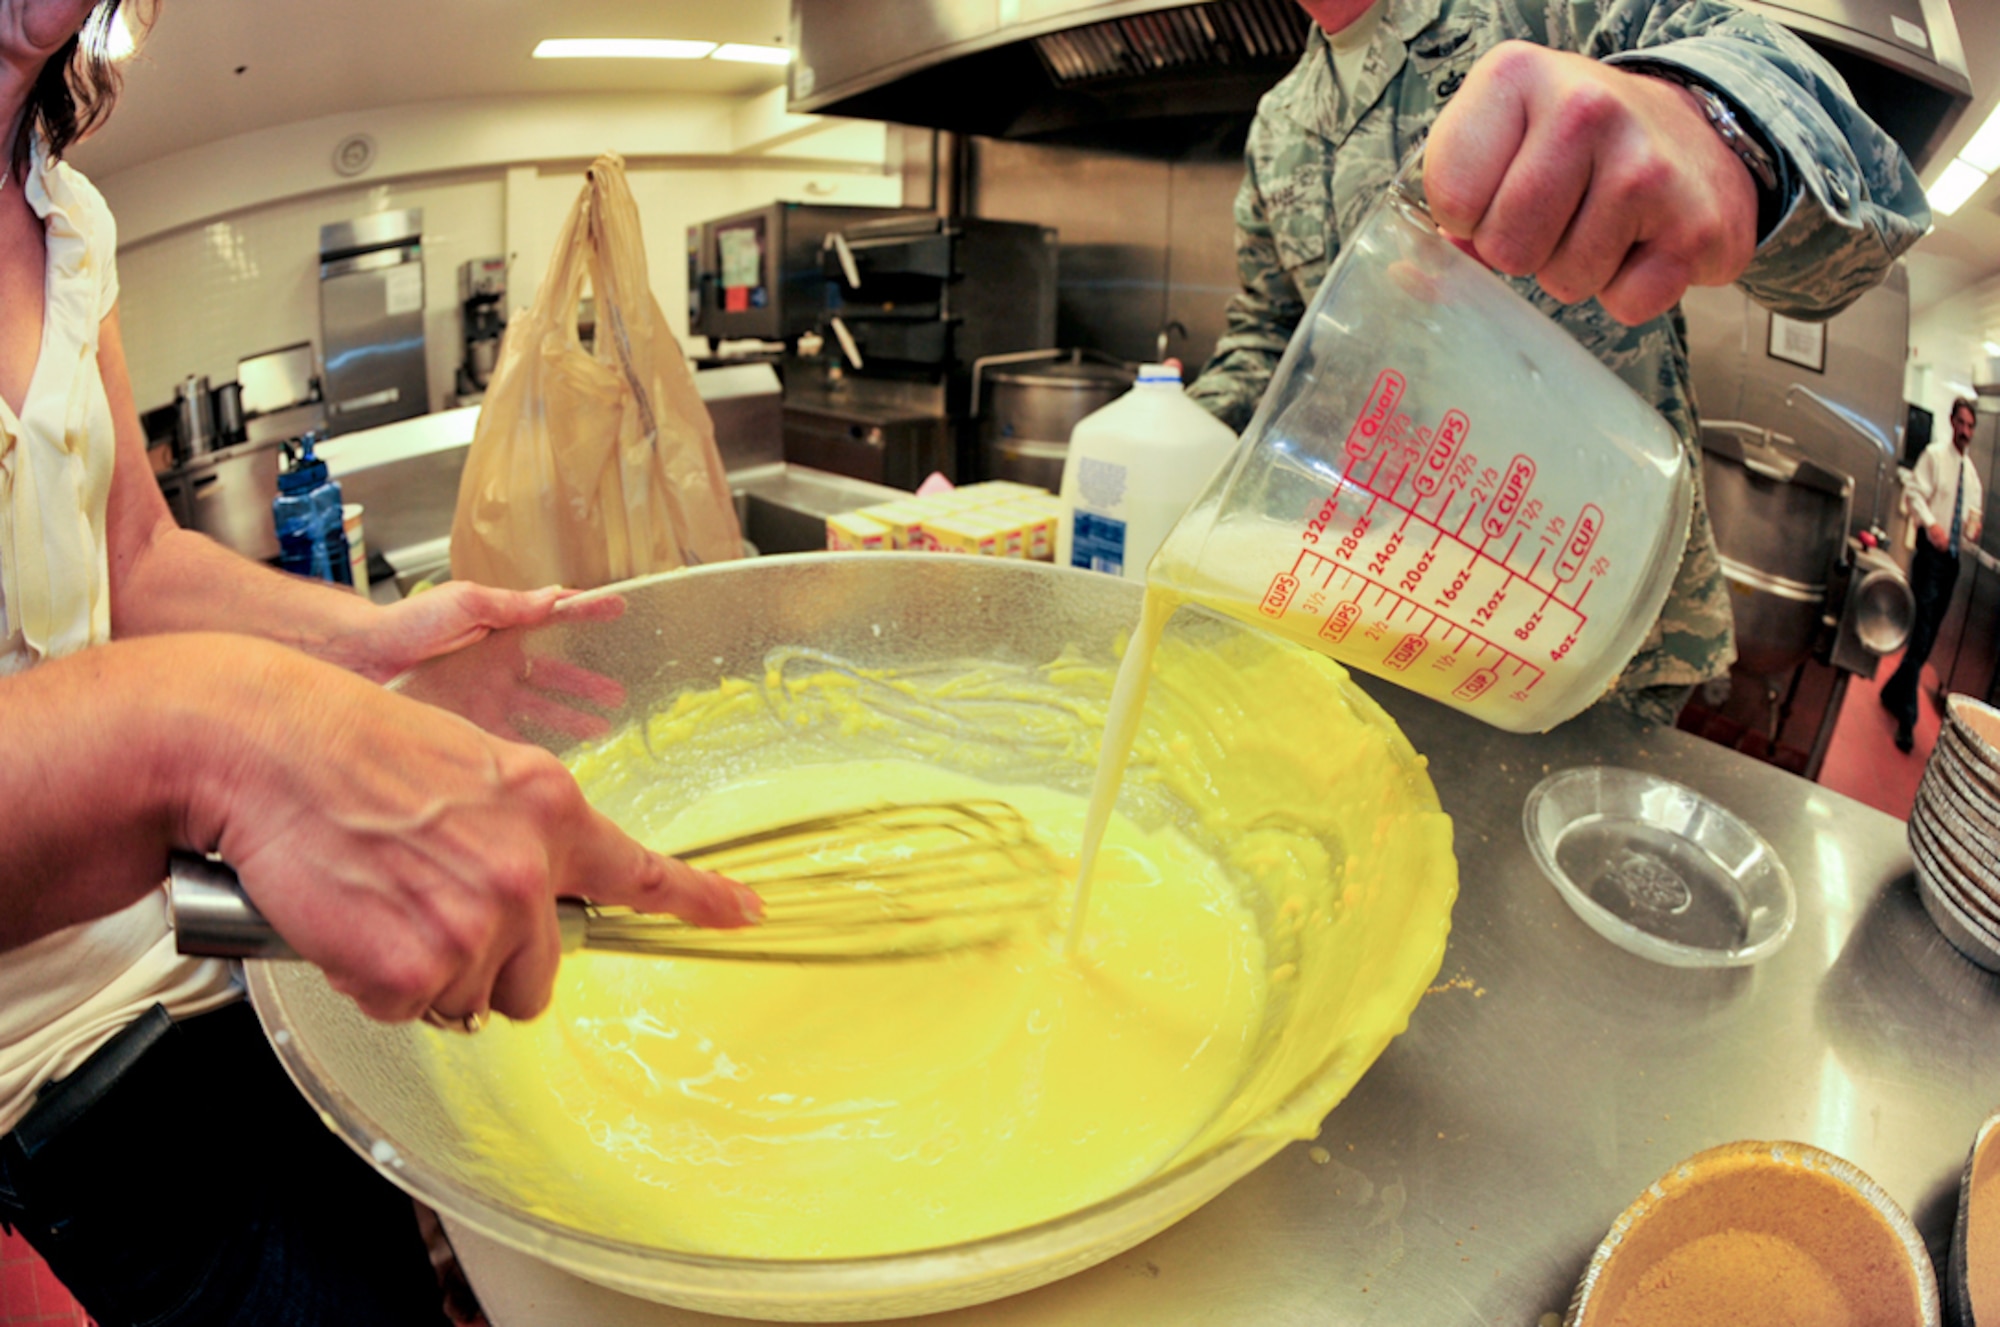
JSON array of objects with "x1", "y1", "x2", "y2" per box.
[{"x1": 1186, "y1": 0, "x2": 1929, "y2": 720}]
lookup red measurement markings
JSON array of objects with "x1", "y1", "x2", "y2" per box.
[
  {"x1": 1295, "y1": 557, "x2": 1547, "y2": 696},
  {"x1": 1412, "y1": 409, "x2": 1470, "y2": 498},
  {"x1": 1453, "y1": 669, "x2": 1499, "y2": 701},
  {"x1": 1385, "y1": 634, "x2": 1428, "y2": 671},
  {"x1": 1344, "y1": 369, "x2": 1406, "y2": 463},
  {"x1": 1555, "y1": 504, "x2": 1604, "y2": 583},
  {"x1": 1482, "y1": 454, "x2": 1537, "y2": 541},
  {"x1": 1262, "y1": 572, "x2": 1299, "y2": 617},
  {"x1": 1321, "y1": 601, "x2": 1363, "y2": 643},
  {"x1": 1344, "y1": 475, "x2": 1590, "y2": 629},
  {"x1": 1366, "y1": 446, "x2": 1392, "y2": 490}
]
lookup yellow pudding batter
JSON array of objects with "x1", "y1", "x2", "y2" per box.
[
  {"x1": 418, "y1": 611, "x2": 1457, "y2": 1262},
  {"x1": 429, "y1": 759, "x2": 1264, "y2": 1257}
]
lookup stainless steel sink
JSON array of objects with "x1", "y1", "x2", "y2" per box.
[
  {"x1": 732, "y1": 463, "x2": 907, "y2": 555},
  {"x1": 370, "y1": 464, "x2": 909, "y2": 598},
  {"x1": 304, "y1": 360, "x2": 910, "y2": 589}
]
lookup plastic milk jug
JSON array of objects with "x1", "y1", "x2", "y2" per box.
[{"x1": 1057, "y1": 364, "x2": 1239, "y2": 580}]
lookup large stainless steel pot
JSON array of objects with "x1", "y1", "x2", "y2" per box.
[
  {"x1": 243, "y1": 554, "x2": 1455, "y2": 1321},
  {"x1": 972, "y1": 350, "x2": 1132, "y2": 489},
  {"x1": 1700, "y1": 424, "x2": 1851, "y2": 677},
  {"x1": 211, "y1": 380, "x2": 247, "y2": 448},
  {"x1": 173, "y1": 373, "x2": 216, "y2": 460}
]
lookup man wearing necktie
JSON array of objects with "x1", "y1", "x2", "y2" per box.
[{"x1": 1883, "y1": 397, "x2": 1985, "y2": 753}]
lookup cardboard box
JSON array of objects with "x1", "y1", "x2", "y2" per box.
[
  {"x1": 853, "y1": 499, "x2": 943, "y2": 550},
  {"x1": 994, "y1": 501, "x2": 1057, "y2": 560},
  {"x1": 924, "y1": 510, "x2": 1006, "y2": 556},
  {"x1": 825, "y1": 511, "x2": 891, "y2": 551}
]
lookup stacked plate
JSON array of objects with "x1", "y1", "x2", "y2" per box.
[{"x1": 1912, "y1": 695, "x2": 2000, "y2": 971}]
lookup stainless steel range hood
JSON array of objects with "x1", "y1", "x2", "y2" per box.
[
  {"x1": 1738, "y1": 0, "x2": 1971, "y2": 169},
  {"x1": 790, "y1": 0, "x2": 1970, "y2": 167},
  {"x1": 789, "y1": 0, "x2": 1311, "y2": 145}
]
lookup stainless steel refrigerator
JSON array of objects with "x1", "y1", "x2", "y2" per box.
[{"x1": 319, "y1": 208, "x2": 428, "y2": 436}]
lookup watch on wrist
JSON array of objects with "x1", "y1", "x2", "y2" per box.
[{"x1": 1632, "y1": 65, "x2": 1783, "y2": 234}]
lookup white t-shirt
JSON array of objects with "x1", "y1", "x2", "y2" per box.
[
  {"x1": 1326, "y1": 0, "x2": 1387, "y2": 117},
  {"x1": 0, "y1": 141, "x2": 238, "y2": 1136}
]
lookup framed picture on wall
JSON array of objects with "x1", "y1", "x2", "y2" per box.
[{"x1": 1768, "y1": 313, "x2": 1827, "y2": 373}]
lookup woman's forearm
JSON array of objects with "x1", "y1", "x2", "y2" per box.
[
  {"x1": 111, "y1": 519, "x2": 380, "y2": 654},
  {"x1": 0, "y1": 634, "x2": 222, "y2": 948},
  {"x1": 0, "y1": 631, "x2": 753, "y2": 1022},
  {"x1": 98, "y1": 309, "x2": 383, "y2": 655}
]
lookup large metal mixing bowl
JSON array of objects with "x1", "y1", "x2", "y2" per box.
[{"x1": 245, "y1": 554, "x2": 1456, "y2": 1321}]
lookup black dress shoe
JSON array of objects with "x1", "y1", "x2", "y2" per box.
[{"x1": 1894, "y1": 723, "x2": 1915, "y2": 754}]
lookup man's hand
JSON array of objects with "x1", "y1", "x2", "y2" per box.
[
  {"x1": 1930, "y1": 523, "x2": 1953, "y2": 552},
  {"x1": 1425, "y1": 42, "x2": 1761, "y2": 326},
  {"x1": 181, "y1": 639, "x2": 762, "y2": 1025}
]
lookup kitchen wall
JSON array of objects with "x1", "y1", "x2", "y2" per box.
[
  {"x1": 965, "y1": 135, "x2": 1246, "y2": 374},
  {"x1": 98, "y1": 94, "x2": 899, "y2": 413},
  {"x1": 1908, "y1": 264, "x2": 2000, "y2": 443}
]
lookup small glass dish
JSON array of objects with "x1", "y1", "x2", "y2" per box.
[{"x1": 1523, "y1": 766, "x2": 1796, "y2": 968}]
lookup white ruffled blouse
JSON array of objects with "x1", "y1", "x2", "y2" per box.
[
  {"x1": 0, "y1": 137, "x2": 119, "y2": 674},
  {"x1": 0, "y1": 142, "x2": 238, "y2": 1137}
]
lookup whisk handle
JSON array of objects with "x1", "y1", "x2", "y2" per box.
[
  {"x1": 168, "y1": 852, "x2": 299, "y2": 960},
  {"x1": 168, "y1": 852, "x2": 591, "y2": 960}
]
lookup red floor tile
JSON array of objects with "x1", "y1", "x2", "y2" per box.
[
  {"x1": 0, "y1": 1229, "x2": 91, "y2": 1327},
  {"x1": 1817, "y1": 647, "x2": 1941, "y2": 820}
]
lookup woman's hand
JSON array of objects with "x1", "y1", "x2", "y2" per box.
[
  {"x1": 321, "y1": 582, "x2": 607, "y2": 684},
  {"x1": 1425, "y1": 42, "x2": 1760, "y2": 326},
  {"x1": 322, "y1": 584, "x2": 632, "y2": 742},
  {"x1": 177, "y1": 636, "x2": 760, "y2": 1025}
]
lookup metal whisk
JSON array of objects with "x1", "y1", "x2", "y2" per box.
[{"x1": 168, "y1": 799, "x2": 1069, "y2": 966}]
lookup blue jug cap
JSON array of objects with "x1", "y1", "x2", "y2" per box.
[{"x1": 278, "y1": 432, "x2": 329, "y2": 493}]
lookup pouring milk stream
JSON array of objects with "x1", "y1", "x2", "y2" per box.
[{"x1": 1068, "y1": 153, "x2": 1692, "y2": 945}]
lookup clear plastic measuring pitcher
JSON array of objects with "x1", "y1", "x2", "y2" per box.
[{"x1": 1152, "y1": 162, "x2": 1692, "y2": 733}]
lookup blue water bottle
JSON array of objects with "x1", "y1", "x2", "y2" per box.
[{"x1": 273, "y1": 432, "x2": 353, "y2": 585}]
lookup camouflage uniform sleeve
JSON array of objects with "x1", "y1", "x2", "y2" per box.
[
  {"x1": 1585, "y1": 0, "x2": 1929, "y2": 321},
  {"x1": 1185, "y1": 156, "x2": 1308, "y2": 433}
]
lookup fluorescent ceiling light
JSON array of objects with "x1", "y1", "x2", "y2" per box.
[
  {"x1": 1985, "y1": 340, "x2": 2000, "y2": 358},
  {"x1": 1961, "y1": 105, "x2": 2000, "y2": 174},
  {"x1": 1928, "y1": 157, "x2": 1990, "y2": 218},
  {"x1": 533, "y1": 38, "x2": 718, "y2": 60},
  {"x1": 713, "y1": 43, "x2": 792, "y2": 65}
]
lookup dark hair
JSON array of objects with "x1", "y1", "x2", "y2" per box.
[
  {"x1": 9, "y1": 1, "x2": 147, "y2": 184},
  {"x1": 1954, "y1": 397, "x2": 1979, "y2": 427}
]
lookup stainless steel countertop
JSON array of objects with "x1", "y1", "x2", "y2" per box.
[{"x1": 449, "y1": 683, "x2": 1997, "y2": 1326}]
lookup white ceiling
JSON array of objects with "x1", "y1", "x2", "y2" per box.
[
  {"x1": 67, "y1": 0, "x2": 793, "y2": 178},
  {"x1": 63, "y1": 0, "x2": 2000, "y2": 318},
  {"x1": 1888, "y1": 0, "x2": 2000, "y2": 314}
]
